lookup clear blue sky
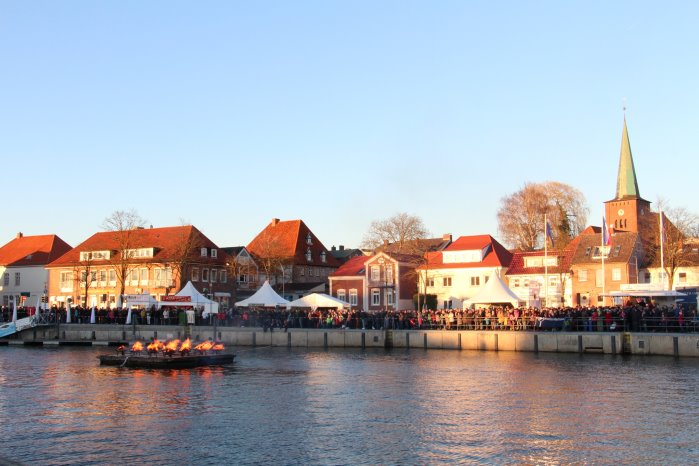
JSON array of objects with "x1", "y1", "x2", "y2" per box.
[{"x1": 2, "y1": 1, "x2": 698, "y2": 250}]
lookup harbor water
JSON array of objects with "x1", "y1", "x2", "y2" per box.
[{"x1": 1, "y1": 346, "x2": 698, "y2": 465}]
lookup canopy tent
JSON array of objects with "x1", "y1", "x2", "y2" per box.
[
  {"x1": 158, "y1": 281, "x2": 220, "y2": 318},
  {"x1": 235, "y1": 281, "x2": 289, "y2": 307},
  {"x1": 124, "y1": 292, "x2": 159, "y2": 308},
  {"x1": 287, "y1": 293, "x2": 349, "y2": 310},
  {"x1": 464, "y1": 273, "x2": 524, "y2": 308}
]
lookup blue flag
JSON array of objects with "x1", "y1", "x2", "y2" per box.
[{"x1": 545, "y1": 221, "x2": 554, "y2": 247}]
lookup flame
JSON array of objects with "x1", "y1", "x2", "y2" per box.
[
  {"x1": 164, "y1": 339, "x2": 180, "y2": 353},
  {"x1": 147, "y1": 339, "x2": 163, "y2": 352},
  {"x1": 179, "y1": 338, "x2": 192, "y2": 352},
  {"x1": 194, "y1": 341, "x2": 214, "y2": 352},
  {"x1": 212, "y1": 343, "x2": 224, "y2": 351},
  {"x1": 131, "y1": 341, "x2": 144, "y2": 352}
]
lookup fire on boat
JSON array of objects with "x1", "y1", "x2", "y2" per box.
[{"x1": 99, "y1": 338, "x2": 234, "y2": 368}]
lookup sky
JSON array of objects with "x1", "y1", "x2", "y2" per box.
[{"x1": 1, "y1": 1, "x2": 698, "y2": 251}]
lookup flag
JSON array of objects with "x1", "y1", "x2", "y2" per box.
[
  {"x1": 602, "y1": 216, "x2": 612, "y2": 246},
  {"x1": 545, "y1": 221, "x2": 554, "y2": 247}
]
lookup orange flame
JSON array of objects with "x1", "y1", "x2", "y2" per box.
[
  {"x1": 212, "y1": 343, "x2": 224, "y2": 351},
  {"x1": 147, "y1": 339, "x2": 163, "y2": 352},
  {"x1": 131, "y1": 341, "x2": 144, "y2": 352},
  {"x1": 164, "y1": 339, "x2": 180, "y2": 352},
  {"x1": 179, "y1": 338, "x2": 192, "y2": 352},
  {"x1": 194, "y1": 341, "x2": 214, "y2": 352}
]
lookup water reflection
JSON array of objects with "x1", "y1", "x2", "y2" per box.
[{"x1": 0, "y1": 346, "x2": 698, "y2": 465}]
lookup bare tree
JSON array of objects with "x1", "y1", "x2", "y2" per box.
[
  {"x1": 73, "y1": 254, "x2": 97, "y2": 308},
  {"x1": 497, "y1": 181, "x2": 588, "y2": 251},
  {"x1": 362, "y1": 212, "x2": 430, "y2": 253},
  {"x1": 249, "y1": 229, "x2": 290, "y2": 285},
  {"x1": 168, "y1": 226, "x2": 206, "y2": 292},
  {"x1": 224, "y1": 251, "x2": 258, "y2": 303},
  {"x1": 102, "y1": 209, "x2": 147, "y2": 302},
  {"x1": 646, "y1": 200, "x2": 699, "y2": 290}
]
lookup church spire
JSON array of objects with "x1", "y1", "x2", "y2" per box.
[{"x1": 615, "y1": 116, "x2": 641, "y2": 200}]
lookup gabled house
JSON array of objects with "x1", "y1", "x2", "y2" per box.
[
  {"x1": 328, "y1": 251, "x2": 420, "y2": 312},
  {"x1": 46, "y1": 225, "x2": 229, "y2": 308},
  {"x1": 221, "y1": 246, "x2": 260, "y2": 301},
  {"x1": 0, "y1": 233, "x2": 72, "y2": 307},
  {"x1": 418, "y1": 234, "x2": 512, "y2": 309},
  {"x1": 246, "y1": 218, "x2": 340, "y2": 300}
]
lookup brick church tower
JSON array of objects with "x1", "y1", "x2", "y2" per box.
[{"x1": 604, "y1": 117, "x2": 652, "y2": 234}]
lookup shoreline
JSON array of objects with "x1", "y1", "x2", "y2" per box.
[{"x1": 2, "y1": 323, "x2": 698, "y2": 357}]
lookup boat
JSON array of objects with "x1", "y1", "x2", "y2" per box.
[
  {"x1": 98, "y1": 338, "x2": 234, "y2": 368},
  {"x1": 98, "y1": 352, "x2": 235, "y2": 368}
]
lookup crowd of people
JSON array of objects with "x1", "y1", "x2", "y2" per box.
[{"x1": 2, "y1": 301, "x2": 698, "y2": 333}]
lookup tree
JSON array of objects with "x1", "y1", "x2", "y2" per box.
[
  {"x1": 646, "y1": 201, "x2": 699, "y2": 290},
  {"x1": 224, "y1": 250, "x2": 258, "y2": 304},
  {"x1": 362, "y1": 212, "x2": 430, "y2": 253},
  {"x1": 167, "y1": 226, "x2": 206, "y2": 293},
  {"x1": 102, "y1": 209, "x2": 147, "y2": 302},
  {"x1": 250, "y1": 229, "x2": 290, "y2": 286},
  {"x1": 73, "y1": 254, "x2": 97, "y2": 307},
  {"x1": 497, "y1": 181, "x2": 588, "y2": 251}
]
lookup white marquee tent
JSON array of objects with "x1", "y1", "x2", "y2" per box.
[
  {"x1": 158, "y1": 281, "x2": 220, "y2": 317},
  {"x1": 235, "y1": 281, "x2": 289, "y2": 307},
  {"x1": 464, "y1": 273, "x2": 524, "y2": 308},
  {"x1": 287, "y1": 293, "x2": 349, "y2": 310}
]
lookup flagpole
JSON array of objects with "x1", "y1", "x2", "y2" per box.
[
  {"x1": 659, "y1": 208, "x2": 665, "y2": 290},
  {"x1": 544, "y1": 214, "x2": 548, "y2": 308},
  {"x1": 601, "y1": 216, "x2": 606, "y2": 306}
]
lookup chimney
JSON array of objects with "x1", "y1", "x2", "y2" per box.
[
  {"x1": 331, "y1": 246, "x2": 336, "y2": 251},
  {"x1": 339, "y1": 245, "x2": 345, "y2": 251},
  {"x1": 443, "y1": 233, "x2": 452, "y2": 242},
  {"x1": 271, "y1": 218, "x2": 280, "y2": 226},
  {"x1": 16, "y1": 232, "x2": 23, "y2": 239}
]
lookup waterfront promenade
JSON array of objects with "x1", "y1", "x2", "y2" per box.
[{"x1": 4, "y1": 322, "x2": 699, "y2": 357}]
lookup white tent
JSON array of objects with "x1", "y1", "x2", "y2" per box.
[
  {"x1": 167, "y1": 281, "x2": 220, "y2": 318},
  {"x1": 287, "y1": 293, "x2": 349, "y2": 310},
  {"x1": 464, "y1": 273, "x2": 524, "y2": 308},
  {"x1": 235, "y1": 281, "x2": 289, "y2": 307}
]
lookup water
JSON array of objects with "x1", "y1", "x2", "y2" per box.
[{"x1": 1, "y1": 346, "x2": 698, "y2": 465}]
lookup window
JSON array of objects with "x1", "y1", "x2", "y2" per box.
[
  {"x1": 201, "y1": 248, "x2": 208, "y2": 257},
  {"x1": 306, "y1": 233, "x2": 313, "y2": 245},
  {"x1": 578, "y1": 270, "x2": 588, "y2": 282},
  {"x1": 320, "y1": 251, "x2": 326, "y2": 263},
  {"x1": 349, "y1": 289, "x2": 358, "y2": 306},
  {"x1": 238, "y1": 274, "x2": 248, "y2": 283},
  {"x1": 211, "y1": 269, "x2": 218, "y2": 283},
  {"x1": 140, "y1": 268, "x2": 148, "y2": 284},
  {"x1": 371, "y1": 289, "x2": 380, "y2": 305},
  {"x1": 99, "y1": 270, "x2": 107, "y2": 283},
  {"x1": 613, "y1": 245, "x2": 621, "y2": 257},
  {"x1": 549, "y1": 276, "x2": 557, "y2": 286},
  {"x1": 14, "y1": 272, "x2": 20, "y2": 286},
  {"x1": 371, "y1": 266, "x2": 380, "y2": 281},
  {"x1": 386, "y1": 290, "x2": 394, "y2": 305},
  {"x1": 337, "y1": 289, "x2": 346, "y2": 302},
  {"x1": 211, "y1": 249, "x2": 217, "y2": 258},
  {"x1": 59, "y1": 271, "x2": 73, "y2": 289},
  {"x1": 612, "y1": 268, "x2": 622, "y2": 281},
  {"x1": 3, "y1": 273, "x2": 8, "y2": 286},
  {"x1": 191, "y1": 267, "x2": 200, "y2": 282},
  {"x1": 386, "y1": 267, "x2": 393, "y2": 284},
  {"x1": 109, "y1": 269, "x2": 117, "y2": 284},
  {"x1": 202, "y1": 268, "x2": 210, "y2": 282},
  {"x1": 300, "y1": 267, "x2": 305, "y2": 276},
  {"x1": 584, "y1": 247, "x2": 591, "y2": 257},
  {"x1": 644, "y1": 272, "x2": 651, "y2": 282},
  {"x1": 679, "y1": 272, "x2": 687, "y2": 284},
  {"x1": 305, "y1": 248, "x2": 312, "y2": 261},
  {"x1": 427, "y1": 277, "x2": 434, "y2": 287},
  {"x1": 443, "y1": 277, "x2": 452, "y2": 287},
  {"x1": 513, "y1": 278, "x2": 520, "y2": 288},
  {"x1": 220, "y1": 270, "x2": 227, "y2": 283},
  {"x1": 470, "y1": 276, "x2": 480, "y2": 286}
]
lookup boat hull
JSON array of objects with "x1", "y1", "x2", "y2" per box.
[{"x1": 99, "y1": 353, "x2": 235, "y2": 368}]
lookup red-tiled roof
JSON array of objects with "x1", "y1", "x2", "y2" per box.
[
  {"x1": 0, "y1": 234, "x2": 72, "y2": 267},
  {"x1": 330, "y1": 255, "x2": 369, "y2": 277},
  {"x1": 47, "y1": 225, "x2": 226, "y2": 267},
  {"x1": 246, "y1": 219, "x2": 340, "y2": 267},
  {"x1": 506, "y1": 234, "x2": 582, "y2": 276},
  {"x1": 418, "y1": 235, "x2": 512, "y2": 269}
]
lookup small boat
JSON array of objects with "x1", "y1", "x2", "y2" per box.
[{"x1": 98, "y1": 352, "x2": 235, "y2": 368}]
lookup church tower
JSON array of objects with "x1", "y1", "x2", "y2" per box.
[{"x1": 604, "y1": 117, "x2": 651, "y2": 233}]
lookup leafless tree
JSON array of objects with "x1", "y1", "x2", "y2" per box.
[
  {"x1": 102, "y1": 209, "x2": 146, "y2": 301},
  {"x1": 362, "y1": 212, "x2": 430, "y2": 253},
  {"x1": 168, "y1": 226, "x2": 206, "y2": 292},
  {"x1": 249, "y1": 229, "x2": 290, "y2": 285},
  {"x1": 497, "y1": 181, "x2": 588, "y2": 251},
  {"x1": 224, "y1": 251, "x2": 258, "y2": 303},
  {"x1": 73, "y1": 255, "x2": 97, "y2": 307}
]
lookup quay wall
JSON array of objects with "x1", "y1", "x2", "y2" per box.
[{"x1": 6, "y1": 324, "x2": 699, "y2": 357}]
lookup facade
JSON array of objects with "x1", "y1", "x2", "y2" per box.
[
  {"x1": 419, "y1": 235, "x2": 512, "y2": 309},
  {"x1": 221, "y1": 246, "x2": 260, "y2": 301},
  {"x1": 246, "y1": 218, "x2": 340, "y2": 301},
  {"x1": 46, "y1": 225, "x2": 229, "y2": 308},
  {"x1": 329, "y1": 252, "x2": 419, "y2": 312},
  {"x1": 0, "y1": 233, "x2": 72, "y2": 307}
]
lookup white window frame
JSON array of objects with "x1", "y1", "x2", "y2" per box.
[
  {"x1": 337, "y1": 289, "x2": 346, "y2": 302},
  {"x1": 192, "y1": 267, "x2": 200, "y2": 282},
  {"x1": 612, "y1": 268, "x2": 622, "y2": 281},
  {"x1": 349, "y1": 289, "x2": 358, "y2": 306},
  {"x1": 371, "y1": 289, "x2": 380, "y2": 305},
  {"x1": 371, "y1": 266, "x2": 380, "y2": 281}
]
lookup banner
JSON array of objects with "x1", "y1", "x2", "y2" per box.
[{"x1": 161, "y1": 296, "x2": 191, "y2": 302}]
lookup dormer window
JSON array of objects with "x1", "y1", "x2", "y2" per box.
[
  {"x1": 201, "y1": 247, "x2": 208, "y2": 257},
  {"x1": 211, "y1": 249, "x2": 218, "y2": 258},
  {"x1": 306, "y1": 248, "x2": 312, "y2": 261},
  {"x1": 320, "y1": 251, "x2": 326, "y2": 263},
  {"x1": 306, "y1": 233, "x2": 313, "y2": 245}
]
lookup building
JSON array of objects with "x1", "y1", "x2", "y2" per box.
[
  {"x1": 246, "y1": 218, "x2": 340, "y2": 301},
  {"x1": 221, "y1": 246, "x2": 260, "y2": 302},
  {"x1": 0, "y1": 233, "x2": 72, "y2": 307},
  {"x1": 419, "y1": 235, "x2": 512, "y2": 309},
  {"x1": 46, "y1": 225, "x2": 229, "y2": 308},
  {"x1": 328, "y1": 251, "x2": 420, "y2": 312}
]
